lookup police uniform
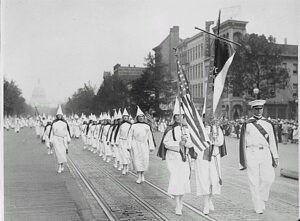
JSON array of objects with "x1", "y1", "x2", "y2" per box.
[{"x1": 239, "y1": 100, "x2": 279, "y2": 214}]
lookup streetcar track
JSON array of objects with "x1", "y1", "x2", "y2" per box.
[
  {"x1": 128, "y1": 171, "x2": 218, "y2": 221},
  {"x1": 68, "y1": 155, "x2": 169, "y2": 220},
  {"x1": 67, "y1": 156, "x2": 118, "y2": 221}
]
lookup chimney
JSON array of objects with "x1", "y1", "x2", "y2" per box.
[{"x1": 284, "y1": 38, "x2": 287, "y2": 44}]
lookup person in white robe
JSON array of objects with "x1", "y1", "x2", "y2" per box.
[
  {"x1": 194, "y1": 120, "x2": 227, "y2": 215},
  {"x1": 43, "y1": 117, "x2": 53, "y2": 155},
  {"x1": 128, "y1": 106, "x2": 156, "y2": 184},
  {"x1": 115, "y1": 108, "x2": 132, "y2": 174},
  {"x1": 102, "y1": 113, "x2": 112, "y2": 162},
  {"x1": 157, "y1": 98, "x2": 196, "y2": 216},
  {"x1": 49, "y1": 105, "x2": 71, "y2": 173}
]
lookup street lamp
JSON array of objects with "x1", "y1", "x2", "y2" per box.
[{"x1": 253, "y1": 87, "x2": 260, "y2": 99}]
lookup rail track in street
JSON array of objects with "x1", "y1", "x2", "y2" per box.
[{"x1": 67, "y1": 150, "x2": 216, "y2": 221}]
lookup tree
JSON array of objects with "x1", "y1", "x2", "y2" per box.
[
  {"x1": 93, "y1": 74, "x2": 129, "y2": 114},
  {"x1": 227, "y1": 33, "x2": 290, "y2": 99},
  {"x1": 3, "y1": 79, "x2": 34, "y2": 116},
  {"x1": 130, "y1": 52, "x2": 173, "y2": 117},
  {"x1": 64, "y1": 83, "x2": 95, "y2": 115}
]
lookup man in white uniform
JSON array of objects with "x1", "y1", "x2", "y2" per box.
[{"x1": 239, "y1": 100, "x2": 279, "y2": 214}]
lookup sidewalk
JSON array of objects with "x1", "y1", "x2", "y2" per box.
[
  {"x1": 278, "y1": 142, "x2": 298, "y2": 180},
  {"x1": 4, "y1": 128, "x2": 95, "y2": 221}
]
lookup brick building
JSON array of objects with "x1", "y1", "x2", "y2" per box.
[
  {"x1": 154, "y1": 19, "x2": 298, "y2": 120},
  {"x1": 113, "y1": 64, "x2": 145, "y2": 84}
]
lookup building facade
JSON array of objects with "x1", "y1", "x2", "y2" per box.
[
  {"x1": 158, "y1": 19, "x2": 298, "y2": 120},
  {"x1": 152, "y1": 26, "x2": 180, "y2": 81},
  {"x1": 113, "y1": 64, "x2": 145, "y2": 84}
]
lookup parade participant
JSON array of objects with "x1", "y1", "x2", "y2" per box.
[
  {"x1": 85, "y1": 116, "x2": 93, "y2": 150},
  {"x1": 128, "y1": 106, "x2": 156, "y2": 184},
  {"x1": 14, "y1": 117, "x2": 21, "y2": 133},
  {"x1": 34, "y1": 116, "x2": 41, "y2": 138},
  {"x1": 239, "y1": 100, "x2": 279, "y2": 214},
  {"x1": 109, "y1": 110, "x2": 121, "y2": 168},
  {"x1": 97, "y1": 113, "x2": 105, "y2": 157},
  {"x1": 73, "y1": 114, "x2": 81, "y2": 139},
  {"x1": 102, "y1": 113, "x2": 113, "y2": 162},
  {"x1": 43, "y1": 117, "x2": 53, "y2": 155},
  {"x1": 116, "y1": 108, "x2": 132, "y2": 174},
  {"x1": 157, "y1": 98, "x2": 196, "y2": 215},
  {"x1": 194, "y1": 117, "x2": 227, "y2": 215},
  {"x1": 49, "y1": 105, "x2": 71, "y2": 173},
  {"x1": 81, "y1": 117, "x2": 88, "y2": 150},
  {"x1": 86, "y1": 115, "x2": 96, "y2": 151},
  {"x1": 40, "y1": 114, "x2": 47, "y2": 140}
]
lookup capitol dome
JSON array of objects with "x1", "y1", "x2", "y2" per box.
[{"x1": 30, "y1": 80, "x2": 49, "y2": 106}]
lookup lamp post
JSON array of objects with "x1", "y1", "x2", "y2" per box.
[{"x1": 253, "y1": 87, "x2": 260, "y2": 99}]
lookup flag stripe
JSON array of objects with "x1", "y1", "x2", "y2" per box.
[{"x1": 176, "y1": 60, "x2": 210, "y2": 152}]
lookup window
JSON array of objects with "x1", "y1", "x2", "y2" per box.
[
  {"x1": 195, "y1": 65, "x2": 198, "y2": 79},
  {"x1": 293, "y1": 64, "x2": 298, "y2": 74},
  {"x1": 282, "y1": 63, "x2": 287, "y2": 69},
  {"x1": 200, "y1": 44, "x2": 204, "y2": 57},
  {"x1": 198, "y1": 45, "x2": 201, "y2": 58},
  {"x1": 293, "y1": 83, "x2": 298, "y2": 94},
  {"x1": 200, "y1": 83, "x2": 203, "y2": 97},
  {"x1": 200, "y1": 63, "x2": 203, "y2": 78}
]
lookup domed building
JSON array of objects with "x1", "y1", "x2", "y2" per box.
[{"x1": 30, "y1": 80, "x2": 49, "y2": 107}]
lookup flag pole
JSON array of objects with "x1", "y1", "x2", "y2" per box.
[{"x1": 194, "y1": 27, "x2": 241, "y2": 46}]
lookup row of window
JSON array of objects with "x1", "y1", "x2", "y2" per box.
[
  {"x1": 190, "y1": 83, "x2": 204, "y2": 98},
  {"x1": 186, "y1": 63, "x2": 204, "y2": 80},
  {"x1": 282, "y1": 63, "x2": 298, "y2": 74},
  {"x1": 186, "y1": 43, "x2": 204, "y2": 62}
]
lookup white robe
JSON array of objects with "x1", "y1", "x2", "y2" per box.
[
  {"x1": 163, "y1": 125, "x2": 192, "y2": 195},
  {"x1": 194, "y1": 125, "x2": 224, "y2": 196},
  {"x1": 129, "y1": 122, "x2": 155, "y2": 172},
  {"x1": 116, "y1": 122, "x2": 132, "y2": 165},
  {"x1": 50, "y1": 120, "x2": 71, "y2": 164}
]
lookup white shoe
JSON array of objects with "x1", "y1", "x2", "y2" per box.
[
  {"x1": 141, "y1": 176, "x2": 145, "y2": 182},
  {"x1": 106, "y1": 158, "x2": 111, "y2": 163},
  {"x1": 118, "y1": 166, "x2": 123, "y2": 171},
  {"x1": 47, "y1": 150, "x2": 51, "y2": 155},
  {"x1": 122, "y1": 169, "x2": 126, "y2": 175},
  {"x1": 114, "y1": 162, "x2": 118, "y2": 168},
  {"x1": 99, "y1": 153, "x2": 102, "y2": 157},
  {"x1": 136, "y1": 179, "x2": 142, "y2": 184},
  {"x1": 57, "y1": 167, "x2": 62, "y2": 173},
  {"x1": 61, "y1": 166, "x2": 64, "y2": 171},
  {"x1": 175, "y1": 207, "x2": 182, "y2": 215},
  {"x1": 203, "y1": 206, "x2": 209, "y2": 215}
]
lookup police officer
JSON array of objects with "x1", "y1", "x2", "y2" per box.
[{"x1": 239, "y1": 100, "x2": 279, "y2": 214}]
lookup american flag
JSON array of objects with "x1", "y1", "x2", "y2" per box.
[{"x1": 177, "y1": 60, "x2": 210, "y2": 151}]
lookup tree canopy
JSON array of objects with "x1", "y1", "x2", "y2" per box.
[
  {"x1": 4, "y1": 79, "x2": 34, "y2": 116},
  {"x1": 227, "y1": 33, "x2": 290, "y2": 99}
]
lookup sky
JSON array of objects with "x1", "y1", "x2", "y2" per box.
[{"x1": 2, "y1": 0, "x2": 299, "y2": 105}]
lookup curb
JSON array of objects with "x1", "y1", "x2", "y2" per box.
[{"x1": 280, "y1": 168, "x2": 298, "y2": 180}]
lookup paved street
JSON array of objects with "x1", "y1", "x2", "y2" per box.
[
  {"x1": 4, "y1": 128, "x2": 107, "y2": 221},
  {"x1": 4, "y1": 128, "x2": 299, "y2": 221}
]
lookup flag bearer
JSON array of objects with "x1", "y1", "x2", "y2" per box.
[
  {"x1": 157, "y1": 98, "x2": 196, "y2": 216},
  {"x1": 49, "y1": 105, "x2": 71, "y2": 173},
  {"x1": 239, "y1": 100, "x2": 279, "y2": 214},
  {"x1": 128, "y1": 106, "x2": 156, "y2": 184},
  {"x1": 194, "y1": 118, "x2": 227, "y2": 215}
]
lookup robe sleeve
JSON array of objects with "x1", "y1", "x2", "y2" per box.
[{"x1": 163, "y1": 129, "x2": 180, "y2": 152}]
